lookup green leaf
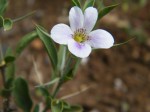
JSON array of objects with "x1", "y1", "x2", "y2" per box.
[
  {"x1": 62, "y1": 101, "x2": 83, "y2": 112},
  {"x1": 36, "y1": 87, "x2": 51, "y2": 110},
  {"x1": 62, "y1": 101, "x2": 70, "y2": 109},
  {"x1": 36, "y1": 24, "x2": 58, "y2": 70},
  {"x1": 5, "y1": 63, "x2": 15, "y2": 88},
  {"x1": 4, "y1": 56, "x2": 15, "y2": 63},
  {"x1": 51, "y1": 99, "x2": 63, "y2": 112},
  {"x1": 0, "y1": 88, "x2": 11, "y2": 98},
  {"x1": 73, "y1": 58, "x2": 81, "y2": 75},
  {"x1": 62, "y1": 57, "x2": 81, "y2": 82},
  {"x1": 35, "y1": 78, "x2": 60, "y2": 88},
  {"x1": 13, "y1": 11, "x2": 36, "y2": 23},
  {"x1": 5, "y1": 77, "x2": 14, "y2": 90},
  {"x1": 0, "y1": 0, "x2": 8, "y2": 15},
  {"x1": 33, "y1": 104, "x2": 39, "y2": 112},
  {"x1": 95, "y1": 0, "x2": 104, "y2": 10},
  {"x1": 57, "y1": 45, "x2": 66, "y2": 72},
  {"x1": 3, "y1": 18, "x2": 13, "y2": 31},
  {"x1": 59, "y1": 55, "x2": 73, "y2": 83},
  {"x1": 5, "y1": 48, "x2": 15, "y2": 89},
  {"x1": 5, "y1": 47, "x2": 13, "y2": 57},
  {"x1": 98, "y1": 4, "x2": 119, "y2": 20},
  {"x1": 83, "y1": 0, "x2": 95, "y2": 11},
  {"x1": 63, "y1": 105, "x2": 83, "y2": 112},
  {"x1": 72, "y1": 0, "x2": 81, "y2": 7},
  {"x1": 12, "y1": 77, "x2": 33, "y2": 112},
  {"x1": 15, "y1": 31, "x2": 38, "y2": 56},
  {"x1": 63, "y1": 68, "x2": 74, "y2": 82},
  {"x1": 36, "y1": 87, "x2": 50, "y2": 97},
  {"x1": 113, "y1": 37, "x2": 136, "y2": 47},
  {"x1": 0, "y1": 16, "x2": 4, "y2": 27}
]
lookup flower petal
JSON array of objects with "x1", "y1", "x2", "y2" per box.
[
  {"x1": 68, "y1": 39, "x2": 92, "y2": 58},
  {"x1": 84, "y1": 7, "x2": 98, "y2": 33},
  {"x1": 69, "y1": 6, "x2": 84, "y2": 32},
  {"x1": 88, "y1": 29, "x2": 114, "y2": 48},
  {"x1": 50, "y1": 24, "x2": 73, "y2": 45}
]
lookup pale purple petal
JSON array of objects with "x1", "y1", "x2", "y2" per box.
[
  {"x1": 69, "y1": 6, "x2": 84, "y2": 32},
  {"x1": 83, "y1": 7, "x2": 98, "y2": 33},
  {"x1": 88, "y1": 29, "x2": 114, "y2": 48},
  {"x1": 50, "y1": 24, "x2": 73, "y2": 45},
  {"x1": 68, "y1": 39, "x2": 92, "y2": 58}
]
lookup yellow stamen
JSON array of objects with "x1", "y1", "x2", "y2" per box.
[{"x1": 74, "y1": 29, "x2": 87, "y2": 43}]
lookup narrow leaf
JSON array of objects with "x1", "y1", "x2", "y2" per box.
[
  {"x1": 62, "y1": 101, "x2": 83, "y2": 112},
  {"x1": 4, "y1": 47, "x2": 15, "y2": 64},
  {"x1": 13, "y1": 11, "x2": 36, "y2": 23},
  {"x1": 73, "y1": 58, "x2": 81, "y2": 75},
  {"x1": 63, "y1": 69, "x2": 74, "y2": 82},
  {"x1": 0, "y1": 0, "x2": 8, "y2": 15},
  {"x1": 5, "y1": 63, "x2": 15, "y2": 90},
  {"x1": 72, "y1": 0, "x2": 81, "y2": 7},
  {"x1": 13, "y1": 77, "x2": 33, "y2": 112},
  {"x1": 58, "y1": 56, "x2": 81, "y2": 85},
  {"x1": 3, "y1": 18, "x2": 13, "y2": 31},
  {"x1": 51, "y1": 100, "x2": 63, "y2": 112},
  {"x1": 0, "y1": 88, "x2": 11, "y2": 98},
  {"x1": 35, "y1": 78, "x2": 60, "y2": 88},
  {"x1": 4, "y1": 56, "x2": 15, "y2": 63},
  {"x1": 33, "y1": 104, "x2": 39, "y2": 112},
  {"x1": 36, "y1": 87, "x2": 50, "y2": 97},
  {"x1": 62, "y1": 101, "x2": 70, "y2": 109},
  {"x1": 36, "y1": 87, "x2": 51, "y2": 109},
  {"x1": 36, "y1": 24, "x2": 58, "y2": 70},
  {"x1": 62, "y1": 57, "x2": 81, "y2": 82},
  {"x1": 98, "y1": 4, "x2": 119, "y2": 19},
  {"x1": 96, "y1": 0, "x2": 104, "y2": 10},
  {"x1": 5, "y1": 62, "x2": 15, "y2": 87},
  {"x1": 63, "y1": 105, "x2": 83, "y2": 112},
  {"x1": 113, "y1": 37, "x2": 136, "y2": 47},
  {"x1": 83, "y1": 0, "x2": 95, "y2": 11},
  {"x1": 15, "y1": 31, "x2": 38, "y2": 56},
  {"x1": 0, "y1": 16, "x2": 4, "y2": 27},
  {"x1": 57, "y1": 45, "x2": 66, "y2": 72},
  {"x1": 5, "y1": 48, "x2": 15, "y2": 89}
]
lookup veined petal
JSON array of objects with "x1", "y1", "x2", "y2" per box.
[
  {"x1": 84, "y1": 7, "x2": 98, "y2": 33},
  {"x1": 69, "y1": 6, "x2": 84, "y2": 32},
  {"x1": 68, "y1": 39, "x2": 92, "y2": 58},
  {"x1": 88, "y1": 29, "x2": 114, "y2": 48},
  {"x1": 50, "y1": 24, "x2": 73, "y2": 45}
]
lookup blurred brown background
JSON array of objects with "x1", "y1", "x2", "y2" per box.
[{"x1": 0, "y1": 0, "x2": 150, "y2": 112}]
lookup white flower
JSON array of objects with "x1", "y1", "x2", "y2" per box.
[{"x1": 50, "y1": 6, "x2": 114, "y2": 58}]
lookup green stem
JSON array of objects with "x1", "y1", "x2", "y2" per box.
[
  {"x1": 13, "y1": 11, "x2": 36, "y2": 23},
  {"x1": 52, "y1": 53, "x2": 73, "y2": 98}
]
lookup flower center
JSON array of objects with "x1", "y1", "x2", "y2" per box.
[{"x1": 73, "y1": 28, "x2": 87, "y2": 43}]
